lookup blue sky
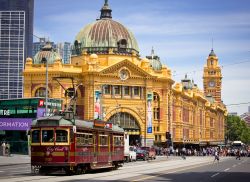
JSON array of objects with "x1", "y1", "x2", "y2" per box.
[{"x1": 34, "y1": 0, "x2": 250, "y2": 115}]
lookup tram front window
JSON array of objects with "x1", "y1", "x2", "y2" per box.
[
  {"x1": 31, "y1": 130, "x2": 40, "y2": 143},
  {"x1": 42, "y1": 130, "x2": 54, "y2": 142},
  {"x1": 56, "y1": 130, "x2": 68, "y2": 142}
]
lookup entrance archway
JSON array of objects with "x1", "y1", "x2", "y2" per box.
[{"x1": 108, "y1": 112, "x2": 141, "y2": 146}]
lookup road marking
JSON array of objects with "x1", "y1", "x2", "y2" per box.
[
  {"x1": 232, "y1": 165, "x2": 237, "y2": 168},
  {"x1": 224, "y1": 168, "x2": 230, "y2": 171},
  {"x1": 0, "y1": 171, "x2": 4, "y2": 172},
  {"x1": 211, "y1": 172, "x2": 220, "y2": 178},
  {"x1": 132, "y1": 161, "x2": 215, "y2": 182}
]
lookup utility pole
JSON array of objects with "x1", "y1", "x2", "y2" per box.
[{"x1": 42, "y1": 57, "x2": 48, "y2": 116}]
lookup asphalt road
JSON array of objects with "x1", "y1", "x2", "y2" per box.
[
  {"x1": 129, "y1": 157, "x2": 250, "y2": 182},
  {"x1": 0, "y1": 156, "x2": 249, "y2": 182}
]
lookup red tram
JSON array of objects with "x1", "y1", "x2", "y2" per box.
[{"x1": 30, "y1": 115, "x2": 124, "y2": 174}]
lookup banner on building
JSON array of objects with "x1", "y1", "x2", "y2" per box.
[
  {"x1": 147, "y1": 93, "x2": 153, "y2": 133},
  {"x1": 94, "y1": 91, "x2": 101, "y2": 119},
  {"x1": 0, "y1": 118, "x2": 32, "y2": 131}
]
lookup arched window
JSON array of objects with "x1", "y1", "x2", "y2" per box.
[
  {"x1": 117, "y1": 39, "x2": 127, "y2": 51},
  {"x1": 153, "y1": 92, "x2": 160, "y2": 120},
  {"x1": 108, "y1": 112, "x2": 140, "y2": 130},
  {"x1": 35, "y1": 87, "x2": 50, "y2": 97}
]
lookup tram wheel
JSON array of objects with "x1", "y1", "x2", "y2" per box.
[
  {"x1": 39, "y1": 167, "x2": 48, "y2": 175},
  {"x1": 81, "y1": 166, "x2": 87, "y2": 174}
]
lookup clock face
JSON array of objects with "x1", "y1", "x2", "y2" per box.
[
  {"x1": 119, "y1": 69, "x2": 129, "y2": 80},
  {"x1": 209, "y1": 81, "x2": 215, "y2": 87}
]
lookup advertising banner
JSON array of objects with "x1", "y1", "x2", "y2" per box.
[
  {"x1": 0, "y1": 118, "x2": 32, "y2": 130},
  {"x1": 147, "y1": 93, "x2": 153, "y2": 133},
  {"x1": 94, "y1": 91, "x2": 101, "y2": 119}
]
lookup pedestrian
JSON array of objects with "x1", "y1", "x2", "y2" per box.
[
  {"x1": 181, "y1": 147, "x2": 186, "y2": 160},
  {"x1": 236, "y1": 149, "x2": 241, "y2": 160},
  {"x1": 213, "y1": 150, "x2": 219, "y2": 163},
  {"x1": 1, "y1": 142, "x2": 6, "y2": 156},
  {"x1": 5, "y1": 142, "x2": 10, "y2": 156}
]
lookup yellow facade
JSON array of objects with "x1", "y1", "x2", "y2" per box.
[
  {"x1": 23, "y1": 50, "x2": 226, "y2": 146},
  {"x1": 23, "y1": 1, "x2": 227, "y2": 147}
]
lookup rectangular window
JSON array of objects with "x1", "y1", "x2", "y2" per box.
[
  {"x1": 103, "y1": 85, "x2": 111, "y2": 94},
  {"x1": 210, "y1": 131, "x2": 213, "y2": 139},
  {"x1": 183, "y1": 128, "x2": 189, "y2": 140},
  {"x1": 56, "y1": 130, "x2": 68, "y2": 143},
  {"x1": 183, "y1": 107, "x2": 189, "y2": 123},
  {"x1": 133, "y1": 86, "x2": 140, "y2": 96},
  {"x1": 157, "y1": 126, "x2": 159, "y2": 132},
  {"x1": 42, "y1": 130, "x2": 54, "y2": 143},
  {"x1": 153, "y1": 93, "x2": 159, "y2": 101},
  {"x1": 99, "y1": 135, "x2": 108, "y2": 146},
  {"x1": 154, "y1": 108, "x2": 160, "y2": 120},
  {"x1": 114, "y1": 136, "x2": 124, "y2": 146},
  {"x1": 124, "y1": 86, "x2": 130, "y2": 95},
  {"x1": 200, "y1": 110, "x2": 202, "y2": 126},
  {"x1": 210, "y1": 118, "x2": 214, "y2": 127},
  {"x1": 31, "y1": 130, "x2": 40, "y2": 143},
  {"x1": 114, "y1": 86, "x2": 121, "y2": 95},
  {"x1": 76, "y1": 133, "x2": 93, "y2": 146}
]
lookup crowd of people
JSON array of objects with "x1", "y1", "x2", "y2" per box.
[{"x1": 153, "y1": 146, "x2": 250, "y2": 159}]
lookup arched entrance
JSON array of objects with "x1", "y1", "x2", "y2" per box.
[{"x1": 108, "y1": 112, "x2": 141, "y2": 146}]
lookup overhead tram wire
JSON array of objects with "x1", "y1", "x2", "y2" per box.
[
  {"x1": 226, "y1": 102, "x2": 250, "y2": 107},
  {"x1": 173, "y1": 59, "x2": 250, "y2": 77}
]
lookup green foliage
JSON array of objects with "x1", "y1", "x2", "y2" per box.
[{"x1": 226, "y1": 115, "x2": 250, "y2": 144}]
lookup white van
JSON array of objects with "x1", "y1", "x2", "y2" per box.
[{"x1": 124, "y1": 133, "x2": 136, "y2": 162}]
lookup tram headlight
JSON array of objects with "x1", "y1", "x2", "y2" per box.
[{"x1": 45, "y1": 151, "x2": 50, "y2": 156}]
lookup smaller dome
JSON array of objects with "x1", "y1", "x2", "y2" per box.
[
  {"x1": 33, "y1": 43, "x2": 61, "y2": 64},
  {"x1": 209, "y1": 49, "x2": 216, "y2": 57},
  {"x1": 149, "y1": 58, "x2": 162, "y2": 71},
  {"x1": 146, "y1": 47, "x2": 162, "y2": 71}
]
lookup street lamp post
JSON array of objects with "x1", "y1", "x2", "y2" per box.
[{"x1": 42, "y1": 57, "x2": 48, "y2": 116}]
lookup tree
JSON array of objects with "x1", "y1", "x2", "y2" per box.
[{"x1": 226, "y1": 115, "x2": 250, "y2": 144}]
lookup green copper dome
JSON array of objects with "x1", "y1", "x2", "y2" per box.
[
  {"x1": 73, "y1": 0, "x2": 139, "y2": 56},
  {"x1": 209, "y1": 49, "x2": 216, "y2": 57},
  {"x1": 146, "y1": 48, "x2": 162, "y2": 71},
  {"x1": 33, "y1": 43, "x2": 61, "y2": 64}
]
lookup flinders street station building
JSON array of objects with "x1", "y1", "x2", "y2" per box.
[{"x1": 23, "y1": 1, "x2": 227, "y2": 147}]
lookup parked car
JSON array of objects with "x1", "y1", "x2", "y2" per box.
[
  {"x1": 136, "y1": 149, "x2": 149, "y2": 161},
  {"x1": 140, "y1": 147, "x2": 156, "y2": 160}
]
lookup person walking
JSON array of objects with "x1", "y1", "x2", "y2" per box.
[
  {"x1": 5, "y1": 142, "x2": 10, "y2": 156},
  {"x1": 1, "y1": 142, "x2": 6, "y2": 156},
  {"x1": 213, "y1": 150, "x2": 219, "y2": 163},
  {"x1": 236, "y1": 149, "x2": 241, "y2": 160},
  {"x1": 181, "y1": 147, "x2": 186, "y2": 160}
]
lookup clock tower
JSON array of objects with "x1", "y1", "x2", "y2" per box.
[{"x1": 203, "y1": 49, "x2": 222, "y2": 103}]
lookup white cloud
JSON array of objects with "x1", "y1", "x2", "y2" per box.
[{"x1": 120, "y1": 12, "x2": 250, "y2": 36}]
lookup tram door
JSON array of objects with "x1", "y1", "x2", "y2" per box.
[{"x1": 93, "y1": 134, "x2": 97, "y2": 163}]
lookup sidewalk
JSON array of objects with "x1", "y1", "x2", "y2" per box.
[{"x1": 0, "y1": 154, "x2": 30, "y2": 166}]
